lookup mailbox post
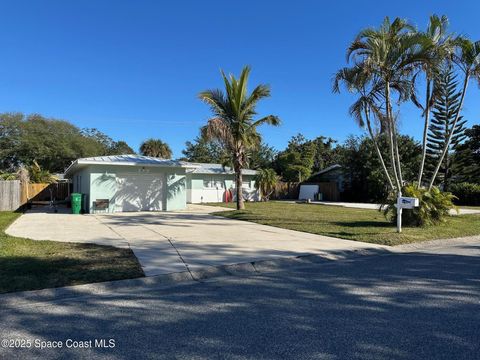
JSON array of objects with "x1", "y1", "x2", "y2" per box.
[{"x1": 396, "y1": 196, "x2": 420, "y2": 233}]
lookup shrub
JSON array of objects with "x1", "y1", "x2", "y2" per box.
[
  {"x1": 254, "y1": 168, "x2": 279, "y2": 201},
  {"x1": 449, "y1": 182, "x2": 480, "y2": 206},
  {"x1": 382, "y1": 185, "x2": 457, "y2": 226}
]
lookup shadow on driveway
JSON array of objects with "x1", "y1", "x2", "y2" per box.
[{"x1": 1, "y1": 249, "x2": 479, "y2": 359}]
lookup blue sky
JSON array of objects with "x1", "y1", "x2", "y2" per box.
[{"x1": 1, "y1": 1, "x2": 479, "y2": 157}]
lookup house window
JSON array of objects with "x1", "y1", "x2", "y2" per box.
[{"x1": 203, "y1": 177, "x2": 225, "y2": 189}]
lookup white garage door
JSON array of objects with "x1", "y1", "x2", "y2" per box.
[{"x1": 115, "y1": 173, "x2": 165, "y2": 212}]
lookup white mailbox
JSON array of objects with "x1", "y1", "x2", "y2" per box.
[{"x1": 397, "y1": 197, "x2": 419, "y2": 209}]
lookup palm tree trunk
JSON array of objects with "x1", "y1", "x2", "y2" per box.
[
  {"x1": 365, "y1": 109, "x2": 394, "y2": 190},
  {"x1": 392, "y1": 125, "x2": 404, "y2": 185},
  {"x1": 428, "y1": 74, "x2": 469, "y2": 190},
  {"x1": 385, "y1": 82, "x2": 401, "y2": 192},
  {"x1": 417, "y1": 80, "x2": 432, "y2": 187},
  {"x1": 235, "y1": 165, "x2": 245, "y2": 210}
]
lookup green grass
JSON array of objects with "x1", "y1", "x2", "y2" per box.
[
  {"x1": 0, "y1": 212, "x2": 144, "y2": 294},
  {"x1": 209, "y1": 201, "x2": 480, "y2": 246}
]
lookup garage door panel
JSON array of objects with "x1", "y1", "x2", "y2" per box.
[{"x1": 115, "y1": 174, "x2": 165, "y2": 212}]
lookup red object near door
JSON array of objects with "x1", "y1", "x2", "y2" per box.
[{"x1": 224, "y1": 189, "x2": 232, "y2": 203}]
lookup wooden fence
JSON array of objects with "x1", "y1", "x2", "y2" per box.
[
  {"x1": 21, "y1": 182, "x2": 70, "y2": 204},
  {"x1": 0, "y1": 180, "x2": 21, "y2": 211},
  {"x1": 271, "y1": 182, "x2": 300, "y2": 200},
  {"x1": 0, "y1": 181, "x2": 70, "y2": 211}
]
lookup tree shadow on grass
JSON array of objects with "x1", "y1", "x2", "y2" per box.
[
  {"x1": 332, "y1": 220, "x2": 392, "y2": 228},
  {"x1": 0, "y1": 244, "x2": 144, "y2": 294}
]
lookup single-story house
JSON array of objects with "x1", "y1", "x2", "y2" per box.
[
  {"x1": 301, "y1": 164, "x2": 344, "y2": 201},
  {"x1": 64, "y1": 155, "x2": 258, "y2": 213},
  {"x1": 307, "y1": 164, "x2": 345, "y2": 192}
]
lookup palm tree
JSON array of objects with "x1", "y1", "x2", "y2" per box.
[
  {"x1": 199, "y1": 66, "x2": 280, "y2": 210},
  {"x1": 347, "y1": 17, "x2": 429, "y2": 195},
  {"x1": 334, "y1": 65, "x2": 395, "y2": 190},
  {"x1": 414, "y1": 15, "x2": 452, "y2": 187},
  {"x1": 428, "y1": 38, "x2": 480, "y2": 189},
  {"x1": 139, "y1": 139, "x2": 172, "y2": 159},
  {"x1": 28, "y1": 160, "x2": 57, "y2": 184},
  {"x1": 254, "y1": 168, "x2": 279, "y2": 201}
]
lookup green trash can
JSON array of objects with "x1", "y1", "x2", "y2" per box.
[{"x1": 71, "y1": 193, "x2": 82, "y2": 214}]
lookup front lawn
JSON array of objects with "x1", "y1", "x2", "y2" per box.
[
  {"x1": 0, "y1": 212, "x2": 144, "y2": 294},
  {"x1": 210, "y1": 202, "x2": 480, "y2": 246}
]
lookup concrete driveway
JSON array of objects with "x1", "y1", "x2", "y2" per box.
[{"x1": 6, "y1": 205, "x2": 387, "y2": 276}]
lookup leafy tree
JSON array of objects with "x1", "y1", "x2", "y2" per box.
[
  {"x1": 275, "y1": 134, "x2": 316, "y2": 182},
  {"x1": 181, "y1": 134, "x2": 226, "y2": 163},
  {"x1": 274, "y1": 134, "x2": 338, "y2": 182},
  {"x1": 311, "y1": 136, "x2": 339, "y2": 172},
  {"x1": 254, "y1": 168, "x2": 279, "y2": 201},
  {"x1": 455, "y1": 125, "x2": 480, "y2": 183},
  {"x1": 199, "y1": 66, "x2": 280, "y2": 210},
  {"x1": 81, "y1": 128, "x2": 115, "y2": 154},
  {"x1": 425, "y1": 67, "x2": 467, "y2": 190},
  {"x1": 248, "y1": 142, "x2": 277, "y2": 170},
  {"x1": 82, "y1": 128, "x2": 135, "y2": 155},
  {"x1": 0, "y1": 113, "x2": 134, "y2": 172},
  {"x1": 139, "y1": 138, "x2": 172, "y2": 159},
  {"x1": 428, "y1": 38, "x2": 480, "y2": 189},
  {"x1": 337, "y1": 135, "x2": 421, "y2": 202},
  {"x1": 108, "y1": 140, "x2": 135, "y2": 155},
  {"x1": 13, "y1": 114, "x2": 99, "y2": 172},
  {"x1": 0, "y1": 113, "x2": 23, "y2": 170}
]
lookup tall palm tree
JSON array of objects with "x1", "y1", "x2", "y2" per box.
[
  {"x1": 428, "y1": 38, "x2": 480, "y2": 189},
  {"x1": 199, "y1": 66, "x2": 280, "y2": 210},
  {"x1": 333, "y1": 66, "x2": 395, "y2": 190},
  {"x1": 139, "y1": 138, "x2": 172, "y2": 159},
  {"x1": 347, "y1": 17, "x2": 429, "y2": 195},
  {"x1": 414, "y1": 15, "x2": 452, "y2": 187}
]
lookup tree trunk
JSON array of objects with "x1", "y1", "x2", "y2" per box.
[
  {"x1": 235, "y1": 165, "x2": 244, "y2": 210},
  {"x1": 429, "y1": 74, "x2": 469, "y2": 190},
  {"x1": 365, "y1": 109, "x2": 394, "y2": 190},
  {"x1": 385, "y1": 82, "x2": 401, "y2": 192},
  {"x1": 417, "y1": 80, "x2": 432, "y2": 187},
  {"x1": 443, "y1": 151, "x2": 450, "y2": 191}
]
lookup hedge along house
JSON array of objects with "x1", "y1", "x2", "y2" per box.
[{"x1": 64, "y1": 155, "x2": 259, "y2": 213}]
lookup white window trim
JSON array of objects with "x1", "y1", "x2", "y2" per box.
[{"x1": 203, "y1": 176, "x2": 225, "y2": 189}]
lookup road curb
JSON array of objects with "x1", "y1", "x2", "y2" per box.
[{"x1": 0, "y1": 247, "x2": 394, "y2": 308}]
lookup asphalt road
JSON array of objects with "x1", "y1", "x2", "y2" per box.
[{"x1": 1, "y1": 239, "x2": 479, "y2": 360}]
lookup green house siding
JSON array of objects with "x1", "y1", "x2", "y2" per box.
[
  {"x1": 89, "y1": 165, "x2": 118, "y2": 213},
  {"x1": 165, "y1": 171, "x2": 187, "y2": 211},
  {"x1": 72, "y1": 165, "x2": 187, "y2": 213},
  {"x1": 186, "y1": 173, "x2": 257, "y2": 203},
  {"x1": 70, "y1": 163, "x2": 258, "y2": 212}
]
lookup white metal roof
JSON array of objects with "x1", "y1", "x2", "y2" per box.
[
  {"x1": 64, "y1": 155, "x2": 257, "y2": 177},
  {"x1": 64, "y1": 155, "x2": 197, "y2": 177},
  {"x1": 187, "y1": 162, "x2": 257, "y2": 175}
]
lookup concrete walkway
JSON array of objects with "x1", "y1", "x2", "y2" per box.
[{"x1": 6, "y1": 204, "x2": 388, "y2": 276}]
